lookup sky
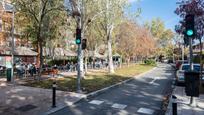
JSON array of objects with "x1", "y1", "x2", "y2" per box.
[{"x1": 129, "y1": 0, "x2": 180, "y2": 32}]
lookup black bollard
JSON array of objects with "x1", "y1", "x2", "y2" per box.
[
  {"x1": 172, "y1": 95, "x2": 177, "y2": 115},
  {"x1": 52, "y1": 81, "x2": 57, "y2": 108}
]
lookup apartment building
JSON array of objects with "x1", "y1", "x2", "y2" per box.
[{"x1": 0, "y1": 0, "x2": 37, "y2": 67}]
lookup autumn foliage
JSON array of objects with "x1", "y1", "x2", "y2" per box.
[{"x1": 116, "y1": 21, "x2": 156, "y2": 62}]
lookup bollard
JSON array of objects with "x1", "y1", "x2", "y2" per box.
[
  {"x1": 52, "y1": 81, "x2": 57, "y2": 108},
  {"x1": 172, "y1": 95, "x2": 177, "y2": 115}
]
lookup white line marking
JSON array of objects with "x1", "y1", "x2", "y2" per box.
[
  {"x1": 137, "y1": 107, "x2": 154, "y2": 114},
  {"x1": 149, "y1": 78, "x2": 157, "y2": 84},
  {"x1": 89, "y1": 100, "x2": 104, "y2": 105},
  {"x1": 111, "y1": 103, "x2": 127, "y2": 109}
]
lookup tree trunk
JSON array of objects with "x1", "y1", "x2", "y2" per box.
[
  {"x1": 84, "y1": 50, "x2": 88, "y2": 75},
  {"x1": 119, "y1": 55, "x2": 122, "y2": 68},
  {"x1": 39, "y1": 41, "x2": 43, "y2": 80},
  {"x1": 37, "y1": 42, "x2": 41, "y2": 80},
  {"x1": 36, "y1": 18, "x2": 43, "y2": 80},
  {"x1": 127, "y1": 57, "x2": 130, "y2": 67},
  {"x1": 107, "y1": 27, "x2": 114, "y2": 74}
]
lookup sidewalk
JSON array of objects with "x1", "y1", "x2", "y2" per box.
[
  {"x1": 166, "y1": 86, "x2": 204, "y2": 115},
  {"x1": 0, "y1": 77, "x2": 86, "y2": 115}
]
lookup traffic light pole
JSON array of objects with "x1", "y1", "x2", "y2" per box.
[
  {"x1": 76, "y1": 17, "x2": 82, "y2": 93},
  {"x1": 189, "y1": 37, "x2": 193, "y2": 71},
  {"x1": 68, "y1": 0, "x2": 84, "y2": 93},
  {"x1": 77, "y1": 43, "x2": 82, "y2": 93},
  {"x1": 189, "y1": 36, "x2": 196, "y2": 106}
]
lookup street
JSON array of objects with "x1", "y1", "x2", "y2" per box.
[
  {"x1": 50, "y1": 63, "x2": 175, "y2": 115},
  {"x1": 1, "y1": 1, "x2": 204, "y2": 115}
]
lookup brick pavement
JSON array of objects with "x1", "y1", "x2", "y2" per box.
[{"x1": 0, "y1": 72, "x2": 85, "y2": 115}]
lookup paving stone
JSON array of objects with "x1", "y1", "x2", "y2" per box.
[
  {"x1": 111, "y1": 103, "x2": 127, "y2": 109},
  {"x1": 137, "y1": 107, "x2": 154, "y2": 115}
]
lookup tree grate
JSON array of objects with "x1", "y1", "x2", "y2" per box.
[{"x1": 15, "y1": 104, "x2": 37, "y2": 112}]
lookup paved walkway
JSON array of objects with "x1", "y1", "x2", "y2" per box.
[
  {"x1": 0, "y1": 72, "x2": 85, "y2": 115},
  {"x1": 166, "y1": 86, "x2": 204, "y2": 115}
]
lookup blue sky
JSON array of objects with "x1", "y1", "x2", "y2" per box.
[{"x1": 129, "y1": 0, "x2": 180, "y2": 31}]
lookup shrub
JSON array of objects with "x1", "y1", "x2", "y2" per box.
[{"x1": 144, "y1": 59, "x2": 156, "y2": 66}]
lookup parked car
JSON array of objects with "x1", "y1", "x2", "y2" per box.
[{"x1": 176, "y1": 63, "x2": 204, "y2": 85}]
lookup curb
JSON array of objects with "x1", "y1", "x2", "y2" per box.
[
  {"x1": 44, "y1": 104, "x2": 67, "y2": 115},
  {"x1": 165, "y1": 84, "x2": 177, "y2": 115},
  {"x1": 46, "y1": 67, "x2": 157, "y2": 115}
]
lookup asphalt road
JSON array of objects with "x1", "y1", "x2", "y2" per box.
[{"x1": 50, "y1": 63, "x2": 175, "y2": 115}]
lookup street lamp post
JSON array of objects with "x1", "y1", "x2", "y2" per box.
[
  {"x1": 11, "y1": 8, "x2": 15, "y2": 83},
  {"x1": 1, "y1": 1, "x2": 15, "y2": 83}
]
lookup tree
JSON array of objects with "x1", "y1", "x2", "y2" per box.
[
  {"x1": 144, "y1": 18, "x2": 174, "y2": 57},
  {"x1": 85, "y1": 20, "x2": 106, "y2": 70},
  {"x1": 95, "y1": 0, "x2": 129, "y2": 73},
  {"x1": 116, "y1": 21, "x2": 156, "y2": 64},
  {"x1": 116, "y1": 22, "x2": 137, "y2": 65},
  {"x1": 66, "y1": 0, "x2": 131, "y2": 75},
  {"x1": 13, "y1": 0, "x2": 66, "y2": 78},
  {"x1": 66, "y1": 0, "x2": 109, "y2": 78}
]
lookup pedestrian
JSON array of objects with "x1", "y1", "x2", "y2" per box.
[
  {"x1": 67, "y1": 62, "x2": 70, "y2": 72},
  {"x1": 70, "y1": 62, "x2": 73, "y2": 72},
  {"x1": 33, "y1": 64, "x2": 36, "y2": 74}
]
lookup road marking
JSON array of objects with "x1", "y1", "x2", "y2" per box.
[
  {"x1": 89, "y1": 100, "x2": 104, "y2": 105},
  {"x1": 111, "y1": 103, "x2": 127, "y2": 109},
  {"x1": 124, "y1": 83, "x2": 137, "y2": 88},
  {"x1": 149, "y1": 78, "x2": 157, "y2": 84},
  {"x1": 137, "y1": 107, "x2": 154, "y2": 115}
]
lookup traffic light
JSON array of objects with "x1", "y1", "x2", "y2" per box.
[
  {"x1": 82, "y1": 39, "x2": 87, "y2": 50},
  {"x1": 184, "y1": 71, "x2": 200, "y2": 97},
  {"x1": 76, "y1": 28, "x2": 81, "y2": 44},
  {"x1": 185, "y1": 14, "x2": 195, "y2": 37}
]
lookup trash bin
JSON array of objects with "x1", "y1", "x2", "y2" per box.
[{"x1": 6, "y1": 68, "x2": 11, "y2": 82}]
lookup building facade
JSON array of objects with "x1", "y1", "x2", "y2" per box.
[{"x1": 0, "y1": 0, "x2": 37, "y2": 67}]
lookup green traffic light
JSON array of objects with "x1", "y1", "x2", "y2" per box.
[
  {"x1": 186, "y1": 30, "x2": 194, "y2": 36},
  {"x1": 76, "y1": 39, "x2": 81, "y2": 44}
]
